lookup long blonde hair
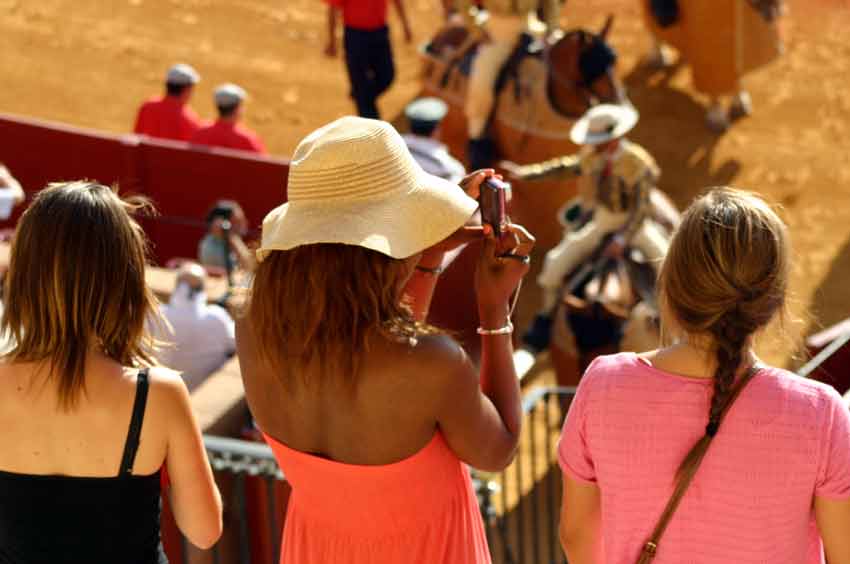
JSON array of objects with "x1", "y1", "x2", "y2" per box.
[
  {"x1": 2, "y1": 182, "x2": 160, "y2": 410},
  {"x1": 658, "y1": 187, "x2": 789, "y2": 477}
]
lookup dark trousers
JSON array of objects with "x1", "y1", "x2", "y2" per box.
[{"x1": 343, "y1": 25, "x2": 395, "y2": 119}]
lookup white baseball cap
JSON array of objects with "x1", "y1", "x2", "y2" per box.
[
  {"x1": 214, "y1": 83, "x2": 247, "y2": 107},
  {"x1": 165, "y1": 63, "x2": 200, "y2": 86}
]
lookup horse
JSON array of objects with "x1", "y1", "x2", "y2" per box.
[
  {"x1": 642, "y1": 0, "x2": 785, "y2": 131},
  {"x1": 542, "y1": 188, "x2": 681, "y2": 390},
  {"x1": 421, "y1": 16, "x2": 629, "y2": 249}
]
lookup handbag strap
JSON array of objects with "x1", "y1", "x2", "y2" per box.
[{"x1": 636, "y1": 362, "x2": 763, "y2": 563}]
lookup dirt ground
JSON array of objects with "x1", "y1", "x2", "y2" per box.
[{"x1": 1, "y1": 0, "x2": 849, "y2": 367}]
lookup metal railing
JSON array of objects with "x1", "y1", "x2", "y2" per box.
[
  {"x1": 168, "y1": 387, "x2": 575, "y2": 564},
  {"x1": 474, "y1": 387, "x2": 575, "y2": 564}
]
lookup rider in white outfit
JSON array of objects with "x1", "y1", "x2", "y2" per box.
[
  {"x1": 504, "y1": 104, "x2": 669, "y2": 351},
  {"x1": 452, "y1": 0, "x2": 561, "y2": 168}
]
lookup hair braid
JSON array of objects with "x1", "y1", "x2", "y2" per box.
[{"x1": 706, "y1": 314, "x2": 749, "y2": 434}]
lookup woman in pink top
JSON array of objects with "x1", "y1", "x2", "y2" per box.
[
  {"x1": 237, "y1": 116, "x2": 534, "y2": 563},
  {"x1": 558, "y1": 188, "x2": 850, "y2": 563}
]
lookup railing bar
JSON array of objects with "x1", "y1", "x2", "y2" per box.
[
  {"x1": 798, "y1": 330, "x2": 850, "y2": 378},
  {"x1": 545, "y1": 393, "x2": 557, "y2": 564},
  {"x1": 266, "y1": 475, "x2": 280, "y2": 562},
  {"x1": 530, "y1": 400, "x2": 541, "y2": 564},
  {"x1": 515, "y1": 417, "x2": 525, "y2": 563},
  {"x1": 500, "y1": 471, "x2": 513, "y2": 564},
  {"x1": 235, "y1": 473, "x2": 251, "y2": 564},
  {"x1": 204, "y1": 435, "x2": 278, "y2": 461}
]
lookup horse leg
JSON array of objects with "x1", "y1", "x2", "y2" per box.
[
  {"x1": 706, "y1": 96, "x2": 730, "y2": 132},
  {"x1": 465, "y1": 41, "x2": 513, "y2": 169},
  {"x1": 550, "y1": 342, "x2": 582, "y2": 418}
]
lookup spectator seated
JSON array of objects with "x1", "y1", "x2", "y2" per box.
[{"x1": 153, "y1": 262, "x2": 236, "y2": 391}]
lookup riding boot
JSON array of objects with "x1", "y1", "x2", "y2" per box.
[
  {"x1": 468, "y1": 137, "x2": 497, "y2": 171},
  {"x1": 522, "y1": 313, "x2": 554, "y2": 353}
]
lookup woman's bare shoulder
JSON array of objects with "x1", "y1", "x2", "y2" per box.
[
  {"x1": 145, "y1": 365, "x2": 193, "y2": 413},
  {"x1": 410, "y1": 333, "x2": 470, "y2": 367}
]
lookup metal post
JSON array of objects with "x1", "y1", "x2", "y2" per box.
[
  {"x1": 544, "y1": 392, "x2": 557, "y2": 564},
  {"x1": 530, "y1": 400, "x2": 541, "y2": 564},
  {"x1": 235, "y1": 473, "x2": 251, "y2": 564},
  {"x1": 266, "y1": 474, "x2": 280, "y2": 562}
]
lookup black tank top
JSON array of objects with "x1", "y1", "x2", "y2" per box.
[{"x1": 0, "y1": 369, "x2": 169, "y2": 564}]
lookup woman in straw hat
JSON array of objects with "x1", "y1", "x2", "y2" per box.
[
  {"x1": 237, "y1": 116, "x2": 534, "y2": 563},
  {"x1": 558, "y1": 188, "x2": 850, "y2": 563}
]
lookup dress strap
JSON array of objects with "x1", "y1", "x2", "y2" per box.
[{"x1": 118, "y1": 368, "x2": 150, "y2": 477}]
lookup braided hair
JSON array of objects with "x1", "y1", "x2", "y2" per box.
[{"x1": 657, "y1": 188, "x2": 789, "y2": 479}]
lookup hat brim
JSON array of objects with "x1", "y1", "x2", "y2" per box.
[
  {"x1": 569, "y1": 106, "x2": 638, "y2": 146},
  {"x1": 257, "y1": 170, "x2": 479, "y2": 261}
]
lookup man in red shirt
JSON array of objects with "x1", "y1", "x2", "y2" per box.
[
  {"x1": 189, "y1": 84, "x2": 267, "y2": 155},
  {"x1": 133, "y1": 64, "x2": 203, "y2": 141},
  {"x1": 324, "y1": 0, "x2": 412, "y2": 119}
]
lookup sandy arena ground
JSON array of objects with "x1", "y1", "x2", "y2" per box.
[{"x1": 1, "y1": 0, "x2": 849, "y2": 367}]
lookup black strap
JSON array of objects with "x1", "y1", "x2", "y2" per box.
[{"x1": 118, "y1": 368, "x2": 150, "y2": 477}]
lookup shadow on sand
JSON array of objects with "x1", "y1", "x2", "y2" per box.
[{"x1": 621, "y1": 60, "x2": 741, "y2": 207}]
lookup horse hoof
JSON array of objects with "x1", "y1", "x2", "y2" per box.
[
  {"x1": 730, "y1": 91, "x2": 753, "y2": 119},
  {"x1": 706, "y1": 106, "x2": 729, "y2": 133}
]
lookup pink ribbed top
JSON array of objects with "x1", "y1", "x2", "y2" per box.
[
  {"x1": 263, "y1": 431, "x2": 491, "y2": 564},
  {"x1": 559, "y1": 352, "x2": 850, "y2": 563}
]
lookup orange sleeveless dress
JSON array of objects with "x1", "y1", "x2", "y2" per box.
[{"x1": 263, "y1": 431, "x2": 492, "y2": 564}]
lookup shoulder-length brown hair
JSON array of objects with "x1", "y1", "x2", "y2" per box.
[
  {"x1": 1, "y1": 181, "x2": 160, "y2": 409},
  {"x1": 248, "y1": 244, "x2": 437, "y2": 383}
]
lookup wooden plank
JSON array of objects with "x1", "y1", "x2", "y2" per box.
[{"x1": 190, "y1": 356, "x2": 247, "y2": 436}]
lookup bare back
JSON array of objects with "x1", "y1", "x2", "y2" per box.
[
  {"x1": 0, "y1": 353, "x2": 170, "y2": 477},
  {"x1": 237, "y1": 318, "x2": 465, "y2": 466}
]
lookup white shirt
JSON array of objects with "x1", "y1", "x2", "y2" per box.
[
  {"x1": 402, "y1": 134, "x2": 466, "y2": 184},
  {"x1": 0, "y1": 189, "x2": 17, "y2": 220},
  {"x1": 154, "y1": 283, "x2": 235, "y2": 392}
]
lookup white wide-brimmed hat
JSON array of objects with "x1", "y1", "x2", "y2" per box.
[
  {"x1": 570, "y1": 104, "x2": 639, "y2": 146},
  {"x1": 258, "y1": 117, "x2": 478, "y2": 261}
]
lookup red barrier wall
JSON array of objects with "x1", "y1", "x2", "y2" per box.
[
  {"x1": 806, "y1": 320, "x2": 850, "y2": 395},
  {"x1": 0, "y1": 113, "x2": 289, "y2": 263}
]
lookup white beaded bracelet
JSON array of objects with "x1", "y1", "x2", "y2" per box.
[{"x1": 477, "y1": 321, "x2": 514, "y2": 336}]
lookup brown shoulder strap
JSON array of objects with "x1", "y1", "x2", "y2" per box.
[{"x1": 635, "y1": 363, "x2": 763, "y2": 563}]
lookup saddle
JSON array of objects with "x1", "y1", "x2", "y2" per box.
[{"x1": 434, "y1": 30, "x2": 543, "y2": 103}]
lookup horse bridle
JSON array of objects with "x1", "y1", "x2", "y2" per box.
[{"x1": 543, "y1": 31, "x2": 613, "y2": 107}]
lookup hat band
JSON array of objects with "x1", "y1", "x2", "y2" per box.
[{"x1": 588, "y1": 123, "x2": 617, "y2": 136}]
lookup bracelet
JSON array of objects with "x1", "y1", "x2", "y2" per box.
[
  {"x1": 477, "y1": 320, "x2": 514, "y2": 336},
  {"x1": 415, "y1": 264, "x2": 444, "y2": 275}
]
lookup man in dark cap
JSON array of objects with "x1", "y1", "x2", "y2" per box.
[{"x1": 401, "y1": 97, "x2": 465, "y2": 184}]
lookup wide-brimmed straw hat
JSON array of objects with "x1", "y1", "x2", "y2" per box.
[
  {"x1": 569, "y1": 104, "x2": 638, "y2": 146},
  {"x1": 258, "y1": 117, "x2": 478, "y2": 261}
]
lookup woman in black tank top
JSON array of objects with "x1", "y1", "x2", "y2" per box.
[{"x1": 0, "y1": 182, "x2": 222, "y2": 562}]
